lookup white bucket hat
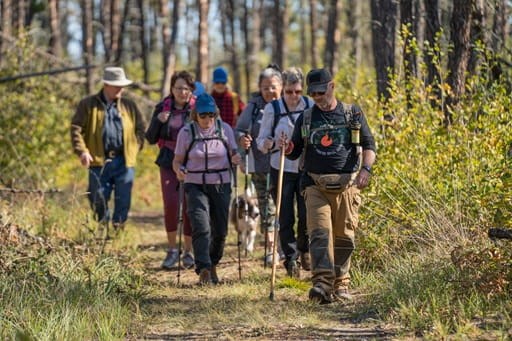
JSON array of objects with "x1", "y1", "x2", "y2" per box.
[{"x1": 102, "y1": 67, "x2": 133, "y2": 87}]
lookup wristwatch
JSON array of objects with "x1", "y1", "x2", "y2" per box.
[{"x1": 361, "y1": 165, "x2": 372, "y2": 174}]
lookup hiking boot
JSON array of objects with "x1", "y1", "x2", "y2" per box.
[
  {"x1": 182, "y1": 251, "x2": 195, "y2": 269},
  {"x1": 198, "y1": 268, "x2": 212, "y2": 285},
  {"x1": 286, "y1": 260, "x2": 301, "y2": 279},
  {"x1": 333, "y1": 287, "x2": 353, "y2": 301},
  {"x1": 308, "y1": 286, "x2": 332, "y2": 305},
  {"x1": 211, "y1": 265, "x2": 219, "y2": 284},
  {"x1": 300, "y1": 252, "x2": 311, "y2": 271},
  {"x1": 161, "y1": 248, "x2": 179, "y2": 270}
]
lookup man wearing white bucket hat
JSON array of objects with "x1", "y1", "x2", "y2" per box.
[{"x1": 71, "y1": 66, "x2": 146, "y2": 235}]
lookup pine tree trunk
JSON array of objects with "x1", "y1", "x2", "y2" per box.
[
  {"x1": 196, "y1": 0, "x2": 209, "y2": 84},
  {"x1": 82, "y1": 0, "x2": 94, "y2": 94},
  {"x1": 161, "y1": 0, "x2": 181, "y2": 97},
  {"x1": 370, "y1": 0, "x2": 397, "y2": 102},
  {"x1": 324, "y1": 0, "x2": 341, "y2": 75},
  {"x1": 309, "y1": 0, "x2": 319, "y2": 68},
  {"x1": 444, "y1": 0, "x2": 473, "y2": 125},
  {"x1": 48, "y1": 0, "x2": 62, "y2": 57},
  {"x1": 1, "y1": 0, "x2": 13, "y2": 64}
]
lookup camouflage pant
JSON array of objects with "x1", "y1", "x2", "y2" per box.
[
  {"x1": 304, "y1": 184, "x2": 361, "y2": 294},
  {"x1": 251, "y1": 172, "x2": 276, "y2": 233}
]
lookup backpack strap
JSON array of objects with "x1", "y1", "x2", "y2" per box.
[
  {"x1": 299, "y1": 107, "x2": 314, "y2": 170},
  {"x1": 303, "y1": 96, "x2": 310, "y2": 110},
  {"x1": 182, "y1": 119, "x2": 232, "y2": 184},
  {"x1": 270, "y1": 98, "x2": 305, "y2": 138}
]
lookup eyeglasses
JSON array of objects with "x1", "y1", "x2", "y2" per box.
[
  {"x1": 173, "y1": 86, "x2": 191, "y2": 93},
  {"x1": 198, "y1": 112, "x2": 216, "y2": 118},
  {"x1": 262, "y1": 85, "x2": 279, "y2": 92},
  {"x1": 284, "y1": 89, "x2": 303, "y2": 95},
  {"x1": 309, "y1": 91, "x2": 326, "y2": 97}
]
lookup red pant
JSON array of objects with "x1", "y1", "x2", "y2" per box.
[{"x1": 160, "y1": 167, "x2": 192, "y2": 236}]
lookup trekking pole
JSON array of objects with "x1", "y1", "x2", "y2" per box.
[
  {"x1": 263, "y1": 172, "x2": 270, "y2": 269},
  {"x1": 269, "y1": 134, "x2": 286, "y2": 301},
  {"x1": 94, "y1": 159, "x2": 112, "y2": 254},
  {"x1": 233, "y1": 165, "x2": 242, "y2": 280},
  {"x1": 243, "y1": 143, "x2": 250, "y2": 257},
  {"x1": 177, "y1": 180, "x2": 185, "y2": 285}
]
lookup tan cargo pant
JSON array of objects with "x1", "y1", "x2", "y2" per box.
[{"x1": 304, "y1": 184, "x2": 361, "y2": 294}]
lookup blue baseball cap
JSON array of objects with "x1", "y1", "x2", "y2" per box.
[
  {"x1": 193, "y1": 81, "x2": 206, "y2": 96},
  {"x1": 195, "y1": 93, "x2": 217, "y2": 113},
  {"x1": 212, "y1": 67, "x2": 228, "y2": 83}
]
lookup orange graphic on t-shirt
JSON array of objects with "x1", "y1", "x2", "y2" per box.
[{"x1": 320, "y1": 133, "x2": 333, "y2": 147}]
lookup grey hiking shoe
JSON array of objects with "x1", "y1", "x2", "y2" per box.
[
  {"x1": 161, "y1": 248, "x2": 179, "y2": 270},
  {"x1": 286, "y1": 260, "x2": 301, "y2": 279},
  {"x1": 264, "y1": 252, "x2": 280, "y2": 266},
  {"x1": 308, "y1": 286, "x2": 332, "y2": 305},
  {"x1": 182, "y1": 251, "x2": 195, "y2": 269}
]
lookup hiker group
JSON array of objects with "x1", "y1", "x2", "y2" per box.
[{"x1": 70, "y1": 64, "x2": 376, "y2": 304}]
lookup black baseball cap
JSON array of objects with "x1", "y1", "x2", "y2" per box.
[{"x1": 306, "y1": 68, "x2": 332, "y2": 94}]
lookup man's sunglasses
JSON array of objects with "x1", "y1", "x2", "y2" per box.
[
  {"x1": 198, "y1": 112, "x2": 216, "y2": 118},
  {"x1": 284, "y1": 89, "x2": 303, "y2": 95},
  {"x1": 309, "y1": 91, "x2": 326, "y2": 97}
]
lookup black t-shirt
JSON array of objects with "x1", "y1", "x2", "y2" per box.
[{"x1": 288, "y1": 101, "x2": 376, "y2": 174}]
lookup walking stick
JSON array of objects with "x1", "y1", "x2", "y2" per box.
[
  {"x1": 263, "y1": 172, "x2": 270, "y2": 269},
  {"x1": 177, "y1": 181, "x2": 184, "y2": 285},
  {"x1": 269, "y1": 136, "x2": 286, "y2": 301},
  {"x1": 233, "y1": 165, "x2": 242, "y2": 280}
]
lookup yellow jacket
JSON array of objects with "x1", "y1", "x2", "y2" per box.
[{"x1": 70, "y1": 90, "x2": 146, "y2": 167}]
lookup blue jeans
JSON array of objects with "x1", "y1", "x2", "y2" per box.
[
  {"x1": 185, "y1": 183, "x2": 231, "y2": 274},
  {"x1": 88, "y1": 156, "x2": 135, "y2": 224},
  {"x1": 270, "y1": 168, "x2": 308, "y2": 265}
]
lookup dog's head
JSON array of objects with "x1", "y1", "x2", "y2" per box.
[{"x1": 237, "y1": 196, "x2": 260, "y2": 220}]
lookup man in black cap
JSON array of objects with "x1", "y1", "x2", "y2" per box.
[{"x1": 281, "y1": 68, "x2": 376, "y2": 304}]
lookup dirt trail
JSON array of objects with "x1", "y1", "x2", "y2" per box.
[{"x1": 130, "y1": 211, "x2": 403, "y2": 340}]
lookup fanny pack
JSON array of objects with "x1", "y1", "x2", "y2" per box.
[{"x1": 308, "y1": 172, "x2": 356, "y2": 191}]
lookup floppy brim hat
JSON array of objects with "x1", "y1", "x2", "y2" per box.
[
  {"x1": 306, "y1": 69, "x2": 332, "y2": 94},
  {"x1": 103, "y1": 67, "x2": 133, "y2": 87},
  {"x1": 195, "y1": 93, "x2": 217, "y2": 113}
]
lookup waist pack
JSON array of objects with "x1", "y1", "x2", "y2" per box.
[{"x1": 308, "y1": 172, "x2": 356, "y2": 191}]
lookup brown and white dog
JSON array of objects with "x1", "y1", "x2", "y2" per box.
[{"x1": 230, "y1": 187, "x2": 260, "y2": 253}]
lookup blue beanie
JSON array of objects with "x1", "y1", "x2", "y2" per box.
[
  {"x1": 212, "y1": 67, "x2": 228, "y2": 83},
  {"x1": 195, "y1": 93, "x2": 217, "y2": 113}
]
